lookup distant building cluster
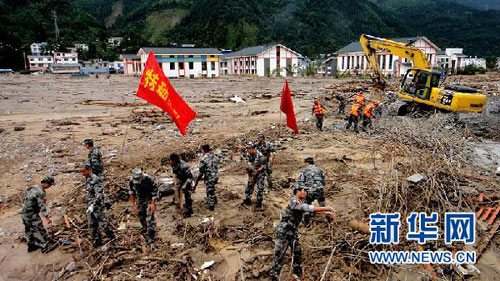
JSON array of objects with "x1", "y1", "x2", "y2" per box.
[
  {"x1": 322, "y1": 37, "x2": 489, "y2": 77},
  {"x1": 27, "y1": 41, "x2": 123, "y2": 74},
  {"x1": 23, "y1": 35, "x2": 495, "y2": 77}
]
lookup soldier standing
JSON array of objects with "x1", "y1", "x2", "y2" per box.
[
  {"x1": 129, "y1": 168, "x2": 159, "y2": 245},
  {"x1": 312, "y1": 98, "x2": 327, "y2": 131},
  {"x1": 346, "y1": 102, "x2": 362, "y2": 133},
  {"x1": 83, "y1": 138, "x2": 104, "y2": 178},
  {"x1": 335, "y1": 94, "x2": 346, "y2": 115},
  {"x1": 195, "y1": 144, "x2": 219, "y2": 211},
  {"x1": 362, "y1": 100, "x2": 381, "y2": 131},
  {"x1": 21, "y1": 176, "x2": 55, "y2": 253},
  {"x1": 269, "y1": 184, "x2": 334, "y2": 281},
  {"x1": 242, "y1": 142, "x2": 267, "y2": 209},
  {"x1": 297, "y1": 156, "x2": 326, "y2": 225},
  {"x1": 164, "y1": 153, "x2": 194, "y2": 218},
  {"x1": 256, "y1": 133, "x2": 276, "y2": 189},
  {"x1": 80, "y1": 162, "x2": 115, "y2": 247}
]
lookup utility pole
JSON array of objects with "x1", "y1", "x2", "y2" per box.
[
  {"x1": 53, "y1": 10, "x2": 60, "y2": 42},
  {"x1": 23, "y1": 51, "x2": 27, "y2": 70}
]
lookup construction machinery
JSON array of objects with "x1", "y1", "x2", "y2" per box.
[{"x1": 359, "y1": 34, "x2": 487, "y2": 115}]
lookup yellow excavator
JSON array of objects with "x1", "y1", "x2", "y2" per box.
[{"x1": 359, "y1": 34, "x2": 487, "y2": 115}]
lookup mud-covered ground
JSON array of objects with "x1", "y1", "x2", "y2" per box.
[{"x1": 0, "y1": 73, "x2": 499, "y2": 281}]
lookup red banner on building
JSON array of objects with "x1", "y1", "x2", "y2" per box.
[
  {"x1": 280, "y1": 80, "x2": 299, "y2": 134},
  {"x1": 136, "y1": 51, "x2": 197, "y2": 135}
]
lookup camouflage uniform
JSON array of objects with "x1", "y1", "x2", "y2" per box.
[
  {"x1": 85, "y1": 174, "x2": 115, "y2": 246},
  {"x1": 244, "y1": 150, "x2": 267, "y2": 207},
  {"x1": 172, "y1": 160, "x2": 194, "y2": 217},
  {"x1": 129, "y1": 174, "x2": 159, "y2": 243},
  {"x1": 298, "y1": 165, "x2": 325, "y2": 224},
  {"x1": 88, "y1": 147, "x2": 104, "y2": 178},
  {"x1": 269, "y1": 197, "x2": 315, "y2": 279},
  {"x1": 198, "y1": 152, "x2": 219, "y2": 210},
  {"x1": 21, "y1": 185, "x2": 49, "y2": 250},
  {"x1": 256, "y1": 141, "x2": 275, "y2": 189}
]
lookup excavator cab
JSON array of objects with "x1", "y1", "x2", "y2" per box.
[{"x1": 400, "y1": 69, "x2": 440, "y2": 100}]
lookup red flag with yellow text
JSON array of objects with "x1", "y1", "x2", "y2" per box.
[
  {"x1": 280, "y1": 80, "x2": 299, "y2": 134},
  {"x1": 136, "y1": 51, "x2": 197, "y2": 135}
]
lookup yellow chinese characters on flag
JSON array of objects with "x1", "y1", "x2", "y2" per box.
[{"x1": 136, "y1": 51, "x2": 196, "y2": 135}]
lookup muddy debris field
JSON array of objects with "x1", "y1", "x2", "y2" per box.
[{"x1": 0, "y1": 73, "x2": 499, "y2": 280}]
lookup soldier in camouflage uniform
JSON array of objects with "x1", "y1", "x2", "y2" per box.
[
  {"x1": 256, "y1": 133, "x2": 276, "y2": 189},
  {"x1": 297, "y1": 156, "x2": 326, "y2": 225},
  {"x1": 164, "y1": 153, "x2": 195, "y2": 218},
  {"x1": 80, "y1": 162, "x2": 115, "y2": 247},
  {"x1": 269, "y1": 184, "x2": 334, "y2": 281},
  {"x1": 84, "y1": 138, "x2": 104, "y2": 178},
  {"x1": 21, "y1": 176, "x2": 55, "y2": 252},
  {"x1": 195, "y1": 144, "x2": 219, "y2": 211},
  {"x1": 242, "y1": 142, "x2": 267, "y2": 209},
  {"x1": 129, "y1": 168, "x2": 159, "y2": 244}
]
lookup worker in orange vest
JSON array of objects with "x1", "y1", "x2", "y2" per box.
[
  {"x1": 362, "y1": 100, "x2": 381, "y2": 130},
  {"x1": 355, "y1": 92, "x2": 366, "y2": 106},
  {"x1": 312, "y1": 98, "x2": 327, "y2": 131},
  {"x1": 346, "y1": 102, "x2": 362, "y2": 133}
]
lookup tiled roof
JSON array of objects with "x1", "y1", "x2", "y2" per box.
[
  {"x1": 335, "y1": 37, "x2": 424, "y2": 54},
  {"x1": 140, "y1": 47, "x2": 221, "y2": 55}
]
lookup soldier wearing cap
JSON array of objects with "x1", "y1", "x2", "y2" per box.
[
  {"x1": 269, "y1": 184, "x2": 334, "y2": 281},
  {"x1": 129, "y1": 168, "x2": 159, "y2": 244},
  {"x1": 194, "y1": 144, "x2": 219, "y2": 211},
  {"x1": 256, "y1": 133, "x2": 276, "y2": 189},
  {"x1": 162, "y1": 153, "x2": 195, "y2": 218},
  {"x1": 83, "y1": 138, "x2": 104, "y2": 178},
  {"x1": 297, "y1": 156, "x2": 326, "y2": 225},
  {"x1": 242, "y1": 142, "x2": 267, "y2": 209},
  {"x1": 80, "y1": 162, "x2": 115, "y2": 247},
  {"x1": 21, "y1": 176, "x2": 55, "y2": 253}
]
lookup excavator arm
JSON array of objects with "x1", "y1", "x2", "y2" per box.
[{"x1": 359, "y1": 34, "x2": 432, "y2": 87}]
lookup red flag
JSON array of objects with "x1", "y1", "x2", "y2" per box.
[
  {"x1": 136, "y1": 51, "x2": 197, "y2": 135},
  {"x1": 280, "y1": 80, "x2": 299, "y2": 134}
]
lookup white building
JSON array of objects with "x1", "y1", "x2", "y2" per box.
[
  {"x1": 51, "y1": 51, "x2": 80, "y2": 74},
  {"x1": 463, "y1": 56, "x2": 486, "y2": 69},
  {"x1": 137, "y1": 47, "x2": 222, "y2": 78},
  {"x1": 335, "y1": 36, "x2": 440, "y2": 77},
  {"x1": 121, "y1": 54, "x2": 141, "y2": 76},
  {"x1": 30, "y1": 42, "x2": 49, "y2": 55},
  {"x1": 27, "y1": 55, "x2": 53, "y2": 72},
  {"x1": 53, "y1": 51, "x2": 78, "y2": 64},
  {"x1": 224, "y1": 44, "x2": 301, "y2": 77}
]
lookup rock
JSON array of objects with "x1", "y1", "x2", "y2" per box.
[
  {"x1": 14, "y1": 126, "x2": 25, "y2": 131},
  {"x1": 154, "y1": 124, "x2": 166, "y2": 131},
  {"x1": 407, "y1": 173, "x2": 425, "y2": 183},
  {"x1": 0, "y1": 128, "x2": 4, "y2": 134},
  {"x1": 496, "y1": 166, "x2": 500, "y2": 176},
  {"x1": 65, "y1": 261, "x2": 77, "y2": 272}
]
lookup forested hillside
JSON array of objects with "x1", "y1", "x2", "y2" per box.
[{"x1": 1, "y1": 0, "x2": 499, "y2": 69}]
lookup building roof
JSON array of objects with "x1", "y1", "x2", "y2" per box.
[
  {"x1": 27, "y1": 55, "x2": 53, "y2": 58},
  {"x1": 335, "y1": 36, "x2": 439, "y2": 54},
  {"x1": 121, "y1": 54, "x2": 140, "y2": 59},
  {"x1": 139, "y1": 47, "x2": 221, "y2": 55},
  {"x1": 225, "y1": 43, "x2": 300, "y2": 58}
]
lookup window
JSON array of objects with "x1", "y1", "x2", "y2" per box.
[
  {"x1": 202, "y1": 62, "x2": 207, "y2": 71},
  {"x1": 189, "y1": 62, "x2": 194, "y2": 70},
  {"x1": 382, "y1": 55, "x2": 386, "y2": 70},
  {"x1": 64, "y1": 58, "x2": 68, "y2": 61},
  {"x1": 179, "y1": 62, "x2": 184, "y2": 70},
  {"x1": 170, "y1": 62, "x2": 175, "y2": 70},
  {"x1": 341, "y1": 57, "x2": 344, "y2": 69},
  {"x1": 347, "y1": 56, "x2": 350, "y2": 69},
  {"x1": 158, "y1": 62, "x2": 162, "y2": 69},
  {"x1": 189, "y1": 74, "x2": 194, "y2": 78},
  {"x1": 211, "y1": 62, "x2": 215, "y2": 71},
  {"x1": 388, "y1": 55, "x2": 393, "y2": 70}
]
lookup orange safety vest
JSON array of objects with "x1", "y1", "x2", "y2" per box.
[
  {"x1": 355, "y1": 94, "x2": 366, "y2": 105},
  {"x1": 350, "y1": 103, "x2": 362, "y2": 117},
  {"x1": 312, "y1": 104, "x2": 326, "y2": 116},
  {"x1": 363, "y1": 103, "x2": 376, "y2": 118}
]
